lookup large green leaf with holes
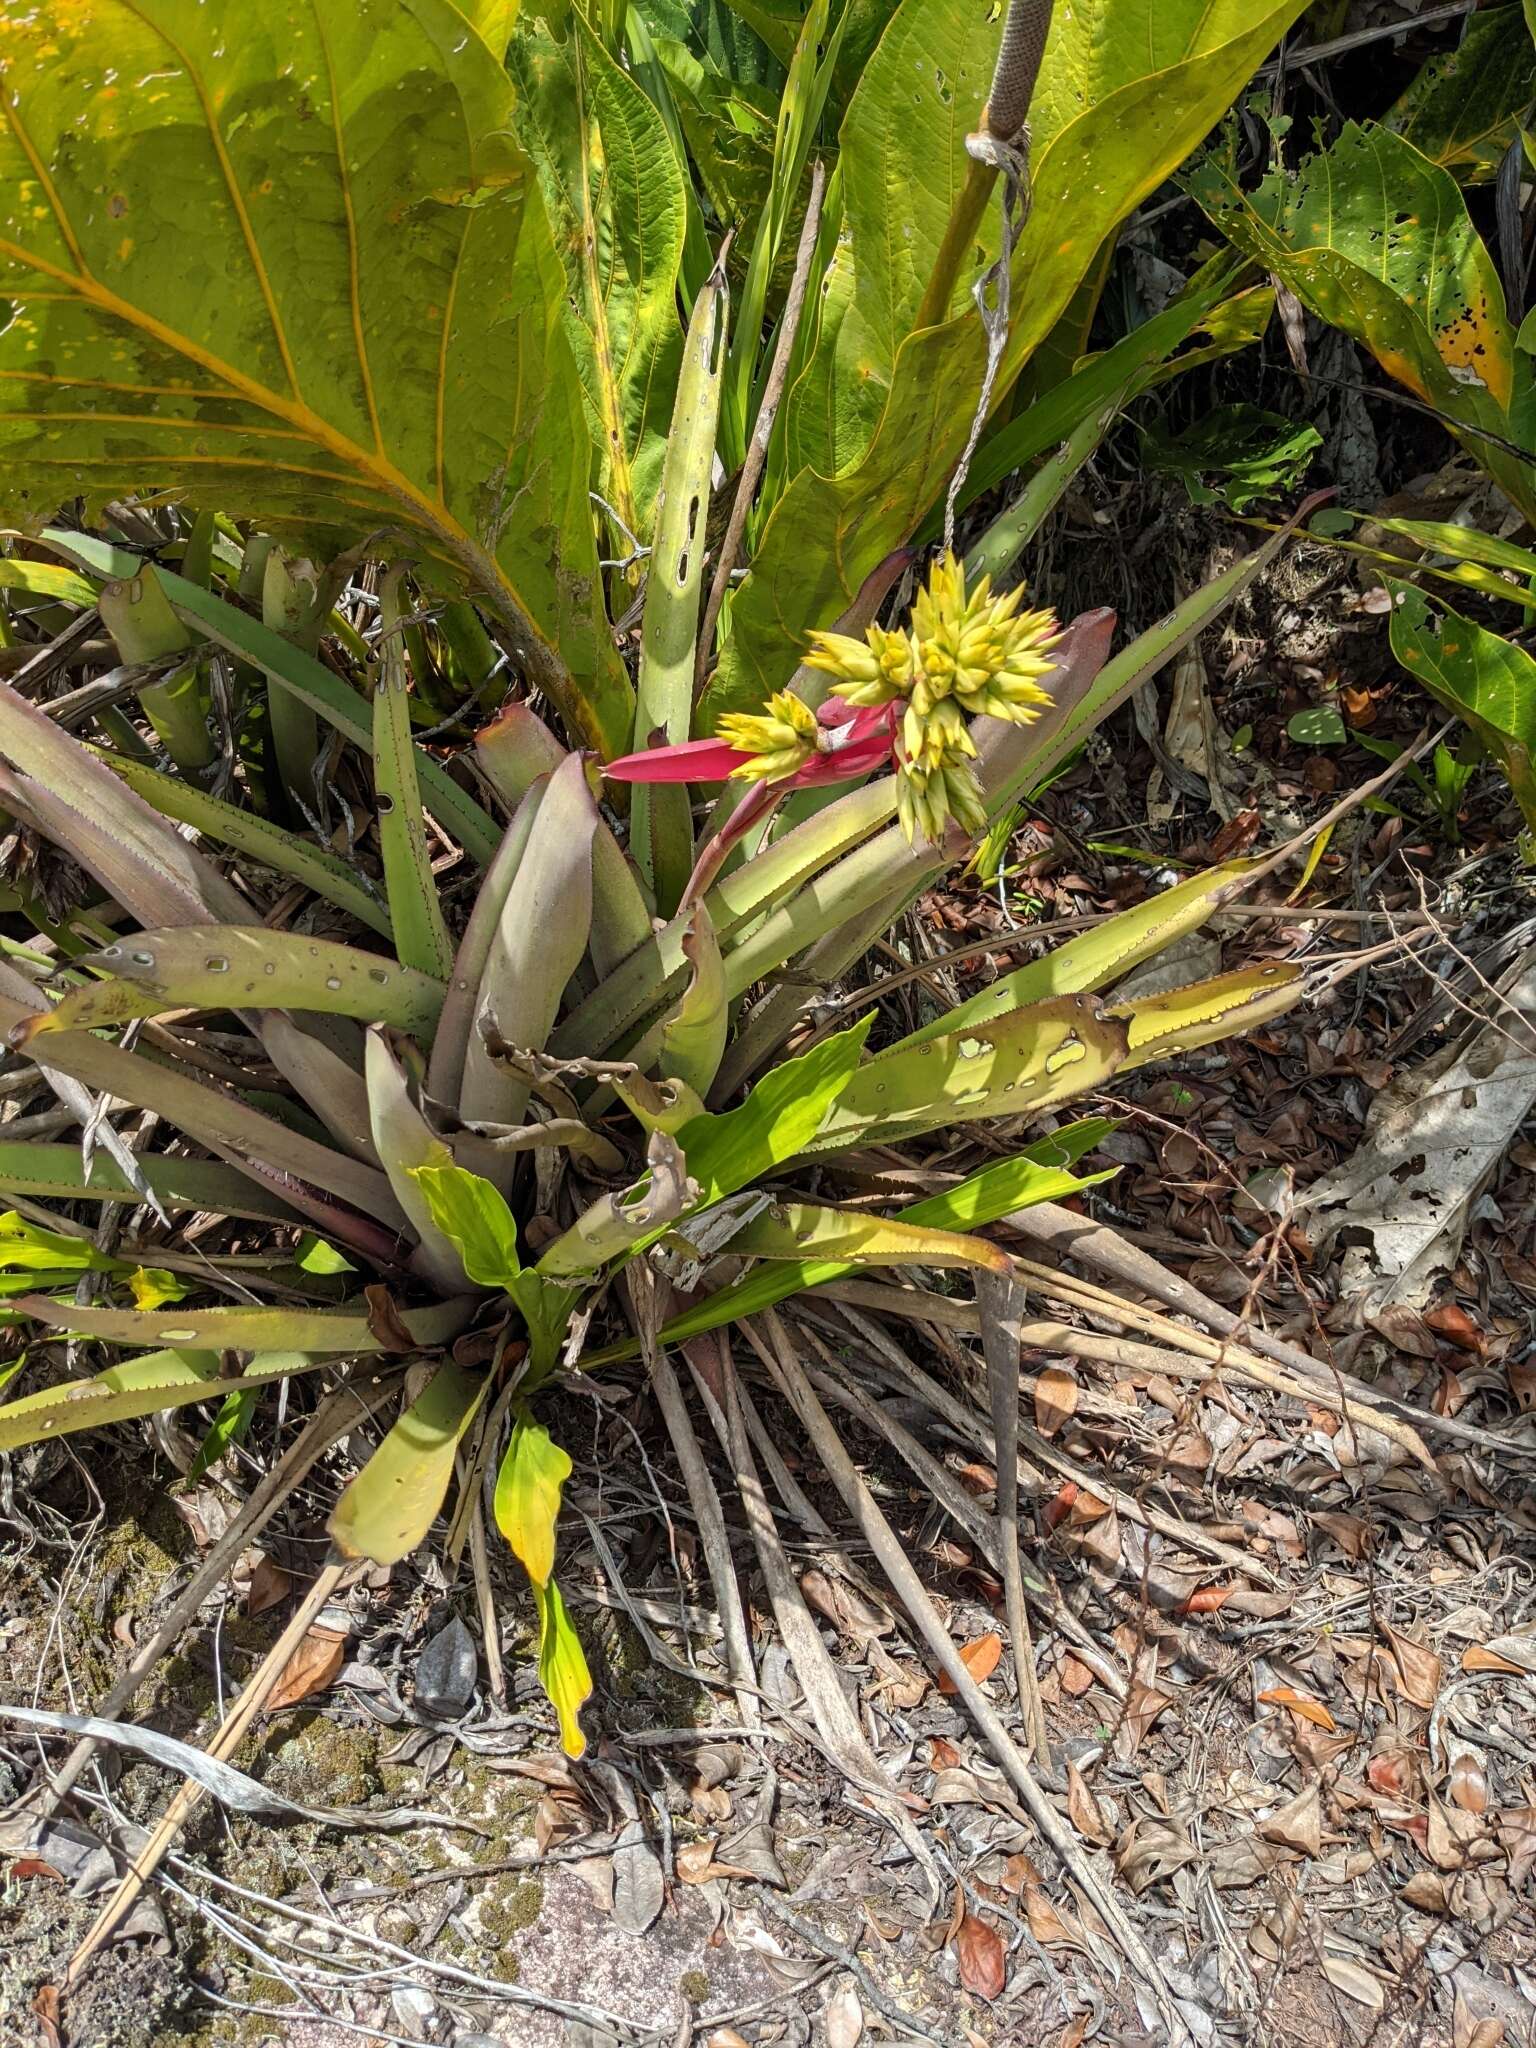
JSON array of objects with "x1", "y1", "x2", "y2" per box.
[
  {"x1": 708, "y1": 0, "x2": 1307, "y2": 721},
  {"x1": 0, "y1": 0, "x2": 629, "y2": 754},
  {"x1": 1188, "y1": 124, "x2": 1530, "y2": 518}
]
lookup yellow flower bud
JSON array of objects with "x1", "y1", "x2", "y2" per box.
[{"x1": 716, "y1": 690, "x2": 819, "y2": 783}]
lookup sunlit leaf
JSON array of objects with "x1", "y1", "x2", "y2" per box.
[
  {"x1": 329, "y1": 1365, "x2": 484, "y2": 1566},
  {"x1": 128, "y1": 1266, "x2": 188, "y2": 1310},
  {"x1": 1388, "y1": 580, "x2": 1536, "y2": 827},
  {"x1": 508, "y1": 11, "x2": 685, "y2": 537},
  {"x1": 678, "y1": 1014, "x2": 871, "y2": 1195},
  {"x1": 1385, "y1": 7, "x2": 1536, "y2": 184},
  {"x1": 724, "y1": 1201, "x2": 1012, "y2": 1273},
  {"x1": 11, "y1": 1294, "x2": 473, "y2": 1353},
  {"x1": 372, "y1": 575, "x2": 455, "y2": 981},
  {"x1": 708, "y1": 0, "x2": 1308, "y2": 718},
  {"x1": 364, "y1": 1031, "x2": 468, "y2": 1296},
  {"x1": 12, "y1": 929, "x2": 445, "y2": 1046},
  {"x1": 409, "y1": 1164, "x2": 523, "y2": 1290},
  {"x1": 1107, "y1": 962, "x2": 1305, "y2": 1067},
  {"x1": 0, "y1": 1211, "x2": 116, "y2": 1275},
  {"x1": 888, "y1": 859, "x2": 1260, "y2": 1053},
  {"x1": 658, "y1": 903, "x2": 728, "y2": 1097},
  {"x1": 536, "y1": 1577, "x2": 593, "y2": 1760},
  {"x1": 493, "y1": 1415, "x2": 572, "y2": 1589},
  {"x1": 807, "y1": 997, "x2": 1126, "y2": 1152},
  {"x1": 0, "y1": 1143, "x2": 303, "y2": 1223},
  {"x1": 0, "y1": 1347, "x2": 324, "y2": 1454},
  {"x1": 0, "y1": 0, "x2": 631, "y2": 752}
]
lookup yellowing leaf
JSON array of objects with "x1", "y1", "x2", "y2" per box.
[
  {"x1": 328, "y1": 1365, "x2": 485, "y2": 1567},
  {"x1": 725, "y1": 1203, "x2": 1011, "y2": 1275},
  {"x1": 537, "y1": 1577, "x2": 593, "y2": 1760},
  {"x1": 128, "y1": 1266, "x2": 187, "y2": 1311},
  {"x1": 1108, "y1": 962, "x2": 1304, "y2": 1067},
  {"x1": 494, "y1": 1417, "x2": 574, "y2": 1590}
]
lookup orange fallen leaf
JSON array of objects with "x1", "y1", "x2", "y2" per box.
[
  {"x1": 1425, "y1": 1302, "x2": 1483, "y2": 1353},
  {"x1": 1179, "y1": 1585, "x2": 1233, "y2": 1615},
  {"x1": 952, "y1": 1911, "x2": 1006, "y2": 2000},
  {"x1": 1033, "y1": 1368, "x2": 1078, "y2": 1438},
  {"x1": 938, "y1": 1632, "x2": 1003, "y2": 1695},
  {"x1": 266, "y1": 1623, "x2": 348, "y2": 1712},
  {"x1": 1042, "y1": 1481, "x2": 1078, "y2": 1532},
  {"x1": 1257, "y1": 1686, "x2": 1337, "y2": 1731},
  {"x1": 1059, "y1": 1651, "x2": 1097, "y2": 1698},
  {"x1": 9, "y1": 1858, "x2": 63, "y2": 1884},
  {"x1": 32, "y1": 1986, "x2": 62, "y2": 2048},
  {"x1": 1461, "y1": 1644, "x2": 1526, "y2": 1676}
]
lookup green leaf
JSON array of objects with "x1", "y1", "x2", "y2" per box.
[
  {"x1": 296, "y1": 1234, "x2": 356, "y2": 1276},
  {"x1": 631, "y1": 258, "x2": 728, "y2": 912},
  {"x1": 185, "y1": 1385, "x2": 258, "y2": 1485},
  {"x1": 885, "y1": 858, "x2": 1261, "y2": 1053},
  {"x1": 0, "y1": 1211, "x2": 115, "y2": 1275},
  {"x1": 95, "y1": 749, "x2": 394, "y2": 939},
  {"x1": 0, "y1": 0, "x2": 630, "y2": 754},
  {"x1": 1188, "y1": 124, "x2": 1528, "y2": 517},
  {"x1": 15, "y1": 929, "x2": 445, "y2": 1043},
  {"x1": 128, "y1": 1266, "x2": 188, "y2": 1310},
  {"x1": 657, "y1": 903, "x2": 727, "y2": 1096},
  {"x1": 604, "y1": 1119, "x2": 1117, "y2": 1354},
  {"x1": 1141, "y1": 403, "x2": 1321, "y2": 513},
  {"x1": 508, "y1": 13, "x2": 685, "y2": 538},
  {"x1": 11, "y1": 1293, "x2": 473, "y2": 1353},
  {"x1": 329, "y1": 1364, "x2": 485, "y2": 1566},
  {"x1": 677, "y1": 1014, "x2": 871, "y2": 1197},
  {"x1": 365, "y1": 1031, "x2": 470, "y2": 1295},
  {"x1": 0, "y1": 559, "x2": 97, "y2": 608},
  {"x1": 457, "y1": 753, "x2": 598, "y2": 1146},
  {"x1": 373, "y1": 575, "x2": 455, "y2": 981},
  {"x1": 708, "y1": 0, "x2": 1308, "y2": 720},
  {"x1": 48, "y1": 532, "x2": 503, "y2": 865},
  {"x1": 493, "y1": 1415, "x2": 572, "y2": 1589},
  {"x1": 409, "y1": 1164, "x2": 523, "y2": 1290},
  {"x1": 724, "y1": 1201, "x2": 1012, "y2": 1272},
  {"x1": 807, "y1": 995, "x2": 1129, "y2": 1153},
  {"x1": 0, "y1": 1144, "x2": 303, "y2": 1223},
  {"x1": 1387, "y1": 580, "x2": 1536, "y2": 827},
  {"x1": 1287, "y1": 706, "x2": 1347, "y2": 746},
  {"x1": 1385, "y1": 7, "x2": 1536, "y2": 184},
  {"x1": 0, "y1": 1347, "x2": 324, "y2": 1454},
  {"x1": 536, "y1": 1577, "x2": 593, "y2": 1761}
]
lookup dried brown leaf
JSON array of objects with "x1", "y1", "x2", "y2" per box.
[
  {"x1": 1066, "y1": 1762, "x2": 1112, "y2": 1845},
  {"x1": 1258, "y1": 1781, "x2": 1322, "y2": 1857},
  {"x1": 1449, "y1": 1753, "x2": 1488, "y2": 1814},
  {"x1": 938, "y1": 1632, "x2": 1002, "y2": 1695},
  {"x1": 1382, "y1": 1623, "x2": 1441, "y2": 1709},
  {"x1": 266, "y1": 1623, "x2": 347, "y2": 1713},
  {"x1": 1321, "y1": 1955, "x2": 1386, "y2": 2013},
  {"x1": 825, "y1": 1982, "x2": 865, "y2": 2048},
  {"x1": 1059, "y1": 1652, "x2": 1097, "y2": 1698},
  {"x1": 952, "y1": 1912, "x2": 1006, "y2": 2001},
  {"x1": 32, "y1": 1986, "x2": 62, "y2": 2048},
  {"x1": 1033, "y1": 1368, "x2": 1078, "y2": 1438},
  {"x1": 1023, "y1": 1884, "x2": 1089, "y2": 1953},
  {"x1": 246, "y1": 1553, "x2": 293, "y2": 1618},
  {"x1": 1257, "y1": 1685, "x2": 1337, "y2": 1731},
  {"x1": 1115, "y1": 1680, "x2": 1173, "y2": 1760}
]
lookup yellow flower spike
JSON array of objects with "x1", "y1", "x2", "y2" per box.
[
  {"x1": 804, "y1": 629, "x2": 881, "y2": 687},
  {"x1": 716, "y1": 689, "x2": 820, "y2": 782}
]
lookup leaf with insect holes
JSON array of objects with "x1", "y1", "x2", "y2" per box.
[
  {"x1": 1388, "y1": 581, "x2": 1536, "y2": 828},
  {"x1": 1188, "y1": 124, "x2": 1529, "y2": 518},
  {"x1": 1386, "y1": 5, "x2": 1536, "y2": 184},
  {"x1": 631, "y1": 1119, "x2": 1117, "y2": 1355},
  {"x1": 11, "y1": 930, "x2": 445, "y2": 1047},
  {"x1": 806, "y1": 997, "x2": 1128, "y2": 1154},
  {"x1": 329, "y1": 1365, "x2": 485, "y2": 1566},
  {"x1": 888, "y1": 859, "x2": 1261, "y2": 1053},
  {"x1": 12, "y1": 1294, "x2": 473, "y2": 1354},
  {"x1": 0, "y1": 1349, "x2": 325, "y2": 1455},
  {"x1": 0, "y1": 0, "x2": 629, "y2": 753}
]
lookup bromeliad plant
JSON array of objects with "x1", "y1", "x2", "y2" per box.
[{"x1": 0, "y1": 0, "x2": 1317, "y2": 1757}]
